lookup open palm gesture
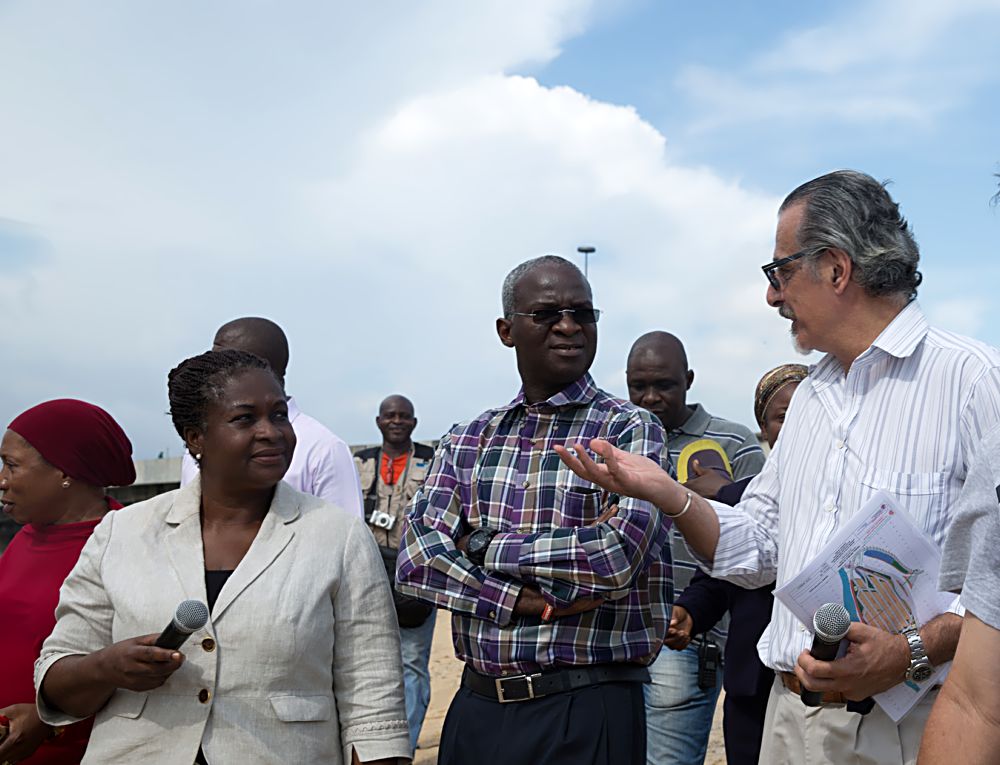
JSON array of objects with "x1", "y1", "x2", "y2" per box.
[{"x1": 554, "y1": 439, "x2": 674, "y2": 506}]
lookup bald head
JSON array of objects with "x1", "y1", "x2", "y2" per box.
[
  {"x1": 627, "y1": 331, "x2": 688, "y2": 370},
  {"x1": 376, "y1": 394, "x2": 417, "y2": 451},
  {"x1": 625, "y1": 331, "x2": 694, "y2": 431},
  {"x1": 213, "y1": 318, "x2": 289, "y2": 384}
]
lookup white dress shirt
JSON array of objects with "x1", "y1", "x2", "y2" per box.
[
  {"x1": 181, "y1": 397, "x2": 363, "y2": 518},
  {"x1": 698, "y1": 301, "x2": 1000, "y2": 671}
]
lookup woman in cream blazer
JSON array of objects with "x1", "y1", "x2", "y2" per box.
[{"x1": 35, "y1": 350, "x2": 411, "y2": 765}]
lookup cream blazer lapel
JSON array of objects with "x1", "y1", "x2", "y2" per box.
[
  {"x1": 163, "y1": 475, "x2": 210, "y2": 606},
  {"x1": 210, "y1": 481, "x2": 300, "y2": 622}
]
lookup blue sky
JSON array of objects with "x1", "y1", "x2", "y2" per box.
[{"x1": 1, "y1": 0, "x2": 998, "y2": 460}]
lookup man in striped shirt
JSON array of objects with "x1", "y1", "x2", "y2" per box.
[
  {"x1": 626, "y1": 331, "x2": 765, "y2": 765},
  {"x1": 396, "y1": 255, "x2": 671, "y2": 765},
  {"x1": 557, "y1": 170, "x2": 1000, "y2": 765}
]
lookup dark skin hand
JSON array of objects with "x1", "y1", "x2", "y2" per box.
[
  {"x1": 682, "y1": 459, "x2": 732, "y2": 501},
  {"x1": 41, "y1": 634, "x2": 184, "y2": 719},
  {"x1": 664, "y1": 605, "x2": 694, "y2": 651},
  {"x1": 0, "y1": 703, "x2": 52, "y2": 763},
  {"x1": 456, "y1": 504, "x2": 620, "y2": 620}
]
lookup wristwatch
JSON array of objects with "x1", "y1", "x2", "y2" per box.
[
  {"x1": 465, "y1": 527, "x2": 498, "y2": 567},
  {"x1": 903, "y1": 627, "x2": 934, "y2": 683}
]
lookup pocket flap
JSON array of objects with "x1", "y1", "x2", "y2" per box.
[
  {"x1": 104, "y1": 689, "x2": 149, "y2": 719},
  {"x1": 861, "y1": 468, "x2": 948, "y2": 496},
  {"x1": 269, "y1": 694, "x2": 333, "y2": 722}
]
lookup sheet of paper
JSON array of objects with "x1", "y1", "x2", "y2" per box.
[{"x1": 774, "y1": 491, "x2": 954, "y2": 721}]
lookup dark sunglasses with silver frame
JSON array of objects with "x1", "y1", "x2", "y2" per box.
[{"x1": 509, "y1": 307, "x2": 602, "y2": 325}]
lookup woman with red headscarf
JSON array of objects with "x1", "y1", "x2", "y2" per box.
[{"x1": 0, "y1": 399, "x2": 135, "y2": 765}]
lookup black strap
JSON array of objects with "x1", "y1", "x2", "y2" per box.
[{"x1": 462, "y1": 663, "x2": 649, "y2": 703}]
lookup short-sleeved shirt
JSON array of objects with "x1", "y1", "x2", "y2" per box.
[{"x1": 940, "y1": 423, "x2": 1000, "y2": 630}]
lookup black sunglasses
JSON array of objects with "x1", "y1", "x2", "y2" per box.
[
  {"x1": 761, "y1": 249, "x2": 822, "y2": 290},
  {"x1": 510, "y1": 307, "x2": 602, "y2": 325}
]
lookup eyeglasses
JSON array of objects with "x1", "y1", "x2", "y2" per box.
[
  {"x1": 761, "y1": 249, "x2": 821, "y2": 290},
  {"x1": 509, "y1": 307, "x2": 602, "y2": 325}
]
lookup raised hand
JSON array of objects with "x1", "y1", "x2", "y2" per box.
[
  {"x1": 553, "y1": 439, "x2": 674, "y2": 506},
  {"x1": 683, "y1": 460, "x2": 732, "y2": 500}
]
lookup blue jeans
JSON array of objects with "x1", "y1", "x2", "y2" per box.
[
  {"x1": 643, "y1": 642, "x2": 722, "y2": 765},
  {"x1": 400, "y1": 610, "x2": 436, "y2": 752}
]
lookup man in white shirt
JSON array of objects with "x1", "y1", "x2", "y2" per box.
[
  {"x1": 556, "y1": 170, "x2": 1000, "y2": 765},
  {"x1": 180, "y1": 317, "x2": 363, "y2": 518}
]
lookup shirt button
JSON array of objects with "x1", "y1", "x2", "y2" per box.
[
  {"x1": 489, "y1": 610, "x2": 497, "y2": 619},
  {"x1": 825, "y1": 503, "x2": 837, "y2": 513},
  {"x1": 522, "y1": 480, "x2": 530, "y2": 489},
  {"x1": 201, "y1": 637, "x2": 216, "y2": 652},
  {"x1": 198, "y1": 689, "x2": 211, "y2": 704},
  {"x1": 834, "y1": 439, "x2": 845, "y2": 449}
]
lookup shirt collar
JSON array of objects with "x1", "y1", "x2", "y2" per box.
[
  {"x1": 504, "y1": 373, "x2": 600, "y2": 413},
  {"x1": 810, "y1": 300, "x2": 929, "y2": 386},
  {"x1": 672, "y1": 403, "x2": 711, "y2": 437},
  {"x1": 286, "y1": 395, "x2": 302, "y2": 423}
]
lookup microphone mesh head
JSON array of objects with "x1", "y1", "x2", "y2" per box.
[
  {"x1": 813, "y1": 602, "x2": 851, "y2": 641},
  {"x1": 175, "y1": 599, "x2": 210, "y2": 632}
]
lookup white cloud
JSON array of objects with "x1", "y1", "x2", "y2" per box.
[
  {"x1": 678, "y1": 0, "x2": 1000, "y2": 131},
  {"x1": 0, "y1": 1, "x2": 795, "y2": 457}
]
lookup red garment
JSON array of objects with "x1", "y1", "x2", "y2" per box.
[
  {"x1": 379, "y1": 452, "x2": 409, "y2": 486},
  {"x1": 8, "y1": 399, "x2": 135, "y2": 487},
  {"x1": 0, "y1": 499, "x2": 120, "y2": 764}
]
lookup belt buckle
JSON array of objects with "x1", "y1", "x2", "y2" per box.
[{"x1": 495, "y1": 672, "x2": 542, "y2": 704}]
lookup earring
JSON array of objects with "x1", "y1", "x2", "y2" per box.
[
  {"x1": 195, "y1": 453, "x2": 202, "y2": 462},
  {"x1": 61, "y1": 480, "x2": 71, "y2": 489}
]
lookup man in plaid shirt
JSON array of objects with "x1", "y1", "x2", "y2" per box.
[{"x1": 396, "y1": 255, "x2": 671, "y2": 765}]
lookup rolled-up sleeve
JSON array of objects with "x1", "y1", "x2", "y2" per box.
[
  {"x1": 34, "y1": 512, "x2": 117, "y2": 725},
  {"x1": 334, "y1": 520, "x2": 411, "y2": 762}
]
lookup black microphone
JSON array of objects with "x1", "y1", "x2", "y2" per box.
[
  {"x1": 155, "y1": 600, "x2": 210, "y2": 650},
  {"x1": 800, "y1": 602, "x2": 851, "y2": 707}
]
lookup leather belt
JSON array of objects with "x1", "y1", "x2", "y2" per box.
[
  {"x1": 779, "y1": 671, "x2": 849, "y2": 704},
  {"x1": 462, "y1": 664, "x2": 650, "y2": 704}
]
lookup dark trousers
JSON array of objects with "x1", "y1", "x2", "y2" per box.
[
  {"x1": 438, "y1": 681, "x2": 646, "y2": 765},
  {"x1": 722, "y1": 687, "x2": 771, "y2": 765}
]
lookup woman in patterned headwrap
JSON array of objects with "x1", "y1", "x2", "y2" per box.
[
  {"x1": 753, "y1": 363, "x2": 809, "y2": 451},
  {"x1": 0, "y1": 399, "x2": 135, "y2": 765}
]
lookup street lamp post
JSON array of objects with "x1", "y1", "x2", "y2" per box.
[{"x1": 577, "y1": 245, "x2": 596, "y2": 278}]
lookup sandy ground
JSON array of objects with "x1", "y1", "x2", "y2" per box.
[{"x1": 414, "y1": 616, "x2": 726, "y2": 765}]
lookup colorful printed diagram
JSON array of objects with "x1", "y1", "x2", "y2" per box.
[{"x1": 839, "y1": 547, "x2": 923, "y2": 690}]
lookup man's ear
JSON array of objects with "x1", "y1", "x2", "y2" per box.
[
  {"x1": 183, "y1": 426, "x2": 205, "y2": 458},
  {"x1": 496, "y1": 317, "x2": 515, "y2": 348},
  {"x1": 686, "y1": 369, "x2": 695, "y2": 391},
  {"x1": 828, "y1": 248, "x2": 853, "y2": 295}
]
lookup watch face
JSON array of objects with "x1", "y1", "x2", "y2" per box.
[{"x1": 911, "y1": 664, "x2": 933, "y2": 683}]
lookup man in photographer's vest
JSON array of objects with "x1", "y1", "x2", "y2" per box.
[{"x1": 354, "y1": 394, "x2": 435, "y2": 754}]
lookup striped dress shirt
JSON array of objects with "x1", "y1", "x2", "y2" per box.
[
  {"x1": 700, "y1": 301, "x2": 1000, "y2": 671},
  {"x1": 396, "y1": 374, "x2": 672, "y2": 676}
]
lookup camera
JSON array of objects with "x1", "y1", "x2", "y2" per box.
[{"x1": 368, "y1": 510, "x2": 396, "y2": 530}]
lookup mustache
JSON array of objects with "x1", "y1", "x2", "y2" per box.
[{"x1": 778, "y1": 306, "x2": 796, "y2": 321}]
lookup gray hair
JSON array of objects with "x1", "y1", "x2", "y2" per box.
[
  {"x1": 500, "y1": 255, "x2": 588, "y2": 318},
  {"x1": 781, "y1": 170, "x2": 922, "y2": 302}
]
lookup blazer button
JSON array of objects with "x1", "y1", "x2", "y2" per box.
[
  {"x1": 201, "y1": 637, "x2": 216, "y2": 652},
  {"x1": 198, "y1": 689, "x2": 211, "y2": 704}
]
